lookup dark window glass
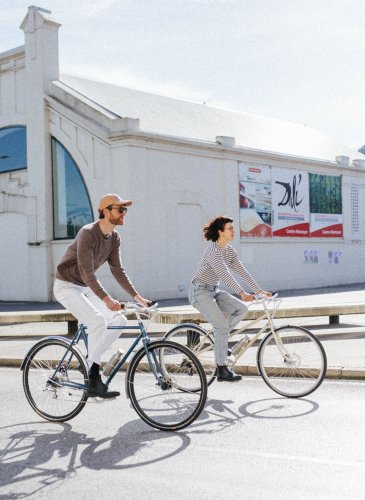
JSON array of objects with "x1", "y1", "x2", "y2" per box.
[
  {"x1": 0, "y1": 126, "x2": 27, "y2": 173},
  {"x1": 52, "y1": 138, "x2": 93, "y2": 239}
]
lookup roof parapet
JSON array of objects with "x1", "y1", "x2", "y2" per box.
[
  {"x1": 108, "y1": 118, "x2": 140, "y2": 135},
  {"x1": 48, "y1": 81, "x2": 140, "y2": 137}
]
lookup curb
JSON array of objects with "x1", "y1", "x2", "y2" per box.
[
  {"x1": 233, "y1": 364, "x2": 365, "y2": 380},
  {"x1": 3, "y1": 358, "x2": 365, "y2": 380}
]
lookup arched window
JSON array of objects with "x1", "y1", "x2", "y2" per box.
[
  {"x1": 52, "y1": 138, "x2": 93, "y2": 239},
  {"x1": 0, "y1": 126, "x2": 27, "y2": 173}
]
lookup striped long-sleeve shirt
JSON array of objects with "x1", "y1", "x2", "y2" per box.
[{"x1": 193, "y1": 242, "x2": 261, "y2": 295}]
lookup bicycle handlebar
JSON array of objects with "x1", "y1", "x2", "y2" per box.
[
  {"x1": 252, "y1": 292, "x2": 279, "y2": 304},
  {"x1": 120, "y1": 301, "x2": 159, "y2": 315}
]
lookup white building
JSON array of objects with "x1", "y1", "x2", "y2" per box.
[{"x1": 1, "y1": 6, "x2": 364, "y2": 302}]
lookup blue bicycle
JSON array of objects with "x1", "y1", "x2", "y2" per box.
[{"x1": 21, "y1": 303, "x2": 207, "y2": 431}]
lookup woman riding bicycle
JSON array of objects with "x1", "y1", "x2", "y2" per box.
[{"x1": 189, "y1": 216, "x2": 271, "y2": 382}]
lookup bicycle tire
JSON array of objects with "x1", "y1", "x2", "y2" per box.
[
  {"x1": 22, "y1": 337, "x2": 89, "y2": 422},
  {"x1": 257, "y1": 325, "x2": 327, "y2": 398},
  {"x1": 164, "y1": 323, "x2": 216, "y2": 389},
  {"x1": 127, "y1": 340, "x2": 207, "y2": 431}
]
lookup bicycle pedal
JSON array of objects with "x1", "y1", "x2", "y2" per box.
[{"x1": 88, "y1": 396, "x2": 116, "y2": 403}]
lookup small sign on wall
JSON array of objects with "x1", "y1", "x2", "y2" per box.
[
  {"x1": 328, "y1": 250, "x2": 343, "y2": 264},
  {"x1": 304, "y1": 250, "x2": 319, "y2": 264}
]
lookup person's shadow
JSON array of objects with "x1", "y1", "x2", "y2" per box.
[
  {"x1": 0, "y1": 422, "x2": 94, "y2": 498},
  {"x1": 0, "y1": 419, "x2": 191, "y2": 497},
  {"x1": 0, "y1": 397, "x2": 319, "y2": 496}
]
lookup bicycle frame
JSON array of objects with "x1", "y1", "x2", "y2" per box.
[
  {"x1": 189, "y1": 297, "x2": 288, "y2": 363},
  {"x1": 229, "y1": 297, "x2": 289, "y2": 362},
  {"x1": 165, "y1": 295, "x2": 326, "y2": 398},
  {"x1": 36, "y1": 304, "x2": 166, "y2": 395},
  {"x1": 21, "y1": 302, "x2": 209, "y2": 430}
]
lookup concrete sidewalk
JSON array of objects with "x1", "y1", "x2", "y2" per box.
[{"x1": 1, "y1": 283, "x2": 365, "y2": 379}]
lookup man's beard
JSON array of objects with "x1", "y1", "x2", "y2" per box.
[{"x1": 109, "y1": 214, "x2": 125, "y2": 226}]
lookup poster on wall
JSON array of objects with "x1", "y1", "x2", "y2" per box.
[
  {"x1": 309, "y1": 174, "x2": 343, "y2": 237},
  {"x1": 271, "y1": 168, "x2": 310, "y2": 237},
  {"x1": 238, "y1": 163, "x2": 272, "y2": 238}
]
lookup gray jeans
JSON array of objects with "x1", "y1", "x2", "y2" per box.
[{"x1": 189, "y1": 280, "x2": 248, "y2": 365}]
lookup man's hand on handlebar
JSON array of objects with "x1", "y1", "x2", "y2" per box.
[
  {"x1": 258, "y1": 290, "x2": 272, "y2": 298},
  {"x1": 133, "y1": 294, "x2": 151, "y2": 308},
  {"x1": 103, "y1": 295, "x2": 123, "y2": 311}
]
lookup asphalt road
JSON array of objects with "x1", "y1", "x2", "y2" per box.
[{"x1": 1, "y1": 367, "x2": 365, "y2": 499}]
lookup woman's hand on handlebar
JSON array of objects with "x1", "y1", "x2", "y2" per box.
[
  {"x1": 240, "y1": 291, "x2": 255, "y2": 302},
  {"x1": 240, "y1": 290, "x2": 273, "y2": 302}
]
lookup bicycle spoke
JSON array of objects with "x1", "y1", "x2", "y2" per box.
[
  {"x1": 127, "y1": 341, "x2": 207, "y2": 431},
  {"x1": 257, "y1": 326, "x2": 327, "y2": 398},
  {"x1": 23, "y1": 339, "x2": 88, "y2": 421},
  {"x1": 164, "y1": 325, "x2": 216, "y2": 389}
]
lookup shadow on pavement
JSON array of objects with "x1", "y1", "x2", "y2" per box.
[{"x1": 0, "y1": 419, "x2": 191, "y2": 497}]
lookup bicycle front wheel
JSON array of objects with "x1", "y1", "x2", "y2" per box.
[
  {"x1": 164, "y1": 324, "x2": 216, "y2": 389},
  {"x1": 257, "y1": 326, "x2": 327, "y2": 398},
  {"x1": 22, "y1": 338, "x2": 89, "y2": 422},
  {"x1": 127, "y1": 340, "x2": 207, "y2": 431}
]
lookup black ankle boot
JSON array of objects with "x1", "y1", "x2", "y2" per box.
[
  {"x1": 216, "y1": 365, "x2": 242, "y2": 382},
  {"x1": 87, "y1": 374, "x2": 120, "y2": 399}
]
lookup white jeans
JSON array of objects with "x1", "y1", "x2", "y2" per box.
[{"x1": 53, "y1": 278, "x2": 127, "y2": 367}]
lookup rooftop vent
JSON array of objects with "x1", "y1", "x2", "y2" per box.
[
  {"x1": 216, "y1": 136, "x2": 235, "y2": 147},
  {"x1": 335, "y1": 155, "x2": 350, "y2": 166},
  {"x1": 352, "y1": 159, "x2": 365, "y2": 168}
]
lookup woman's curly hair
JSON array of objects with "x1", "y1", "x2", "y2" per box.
[{"x1": 203, "y1": 216, "x2": 233, "y2": 242}]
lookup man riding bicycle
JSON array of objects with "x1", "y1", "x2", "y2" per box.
[{"x1": 53, "y1": 194, "x2": 149, "y2": 399}]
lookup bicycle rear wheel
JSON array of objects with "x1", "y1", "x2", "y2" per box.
[
  {"x1": 127, "y1": 340, "x2": 207, "y2": 431},
  {"x1": 164, "y1": 324, "x2": 216, "y2": 389},
  {"x1": 257, "y1": 326, "x2": 327, "y2": 398},
  {"x1": 22, "y1": 338, "x2": 89, "y2": 422}
]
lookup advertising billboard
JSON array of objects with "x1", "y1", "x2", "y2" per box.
[
  {"x1": 239, "y1": 165, "x2": 343, "y2": 239},
  {"x1": 271, "y1": 169, "x2": 310, "y2": 237},
  {"x1": 238, "y1": 163, "x2": 272, "y2": 237},
  {"x1": 309, "y1": 173, "x2": 343, "y2": 237}
]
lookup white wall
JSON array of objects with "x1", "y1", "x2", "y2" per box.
[
  {"x1": 0, "y1": 212, "x2": 28, "y2": 300},
  {"x1": 1, "y1": 8, "x2": 365, "y2": 302},
  {"x1": 47, "y1": 109, "x2": 365, "y2": 300}
]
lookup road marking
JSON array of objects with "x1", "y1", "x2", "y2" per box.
[
  {"x1": 232, "y1": 449, "x2": 365, "y2": 468},
  {"x1": 157, "y1": 442, "x2": 365, "y2": 469}
]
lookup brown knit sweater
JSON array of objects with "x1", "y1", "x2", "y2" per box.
[{"x1": 56, "y1": 221, "x2": 137, "y2": 300}]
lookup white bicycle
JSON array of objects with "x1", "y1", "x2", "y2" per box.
[{"x1": 163, "y1": 294, "x2": 327, "y2": 398}]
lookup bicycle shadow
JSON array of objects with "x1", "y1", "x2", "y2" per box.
[
  {"x1": 0, "y1": 421, "x2": 93, "y2": 498},
  {"x1": 0, "y1": 418, "x2": 191, "y2": 497},
  {"x1": 0, "y1": 399, "x2": 319, "y2": 496},
  {"x1": 188, "y1": 396, "x2": 320, "y2": 434},
  {"x1": 79, "y1": 418, "x2": 190, "y2": 470}
]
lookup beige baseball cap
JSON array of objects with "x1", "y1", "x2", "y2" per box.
[{"x1": 98, "y1": 194, "x2": 133, "y2": 211}]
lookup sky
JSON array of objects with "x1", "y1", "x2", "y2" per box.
[{"x1": 1, "y1": 0, "x2": 364, "y2": 151}]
